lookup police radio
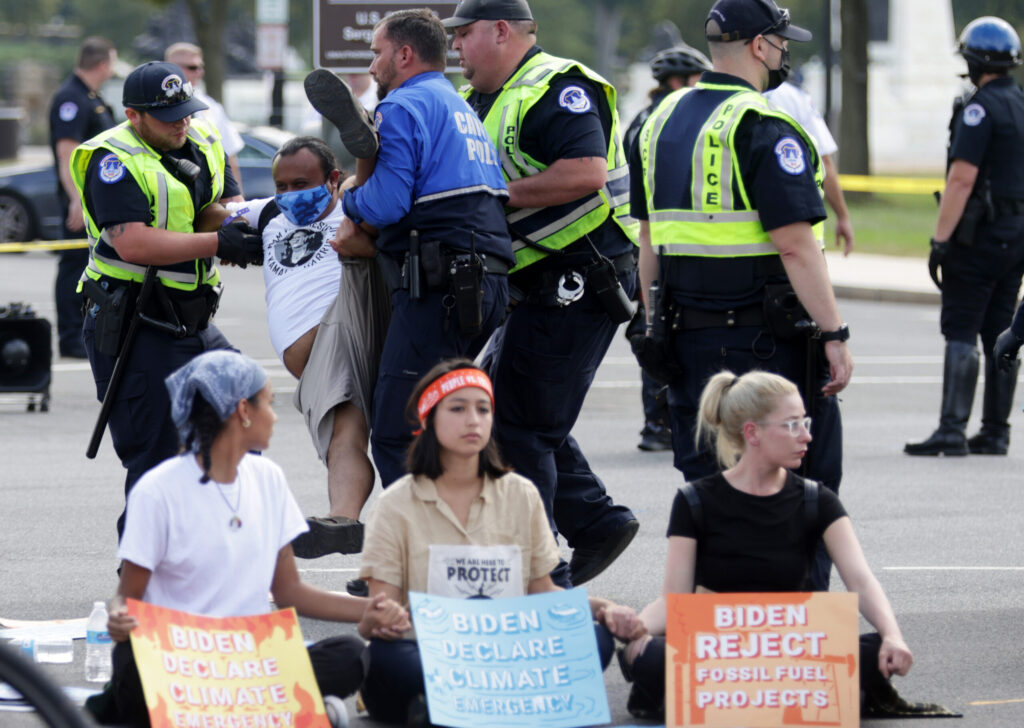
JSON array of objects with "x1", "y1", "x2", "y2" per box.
[{"x1": 160, "y1": 154, "x2": 201, "y2": 185}]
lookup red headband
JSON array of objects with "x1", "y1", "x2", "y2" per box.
[{"x1": 417, "y1": 368, "x2": 494, "y2": 426}]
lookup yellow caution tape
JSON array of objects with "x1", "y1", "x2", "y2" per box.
[
  {"x1": 0, "y1": 240, "x2": 89, "y2": 253},
  {"x1": 837, "y1": 174, "x2": 945, "y2": 195}
]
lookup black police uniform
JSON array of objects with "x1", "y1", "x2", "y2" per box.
[
  {"x1": 48, "y1": 74, "x2": 116, "y2": 357},
  {"x1": 81, "y1": 140, "x2": 241, "y2": 539},
  {"x1": 939, "y1": 78, "x2": 1024, "y2": 445},
  {"x1": 470, "y1": 46, "x2": 638, "y2": 589},
  {"x1": 629, "y1": 71, "x2": 841, "y2": 588}
]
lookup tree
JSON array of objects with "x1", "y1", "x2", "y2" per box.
[
  {"x1": 181, "y1": 0, "x2": 229, "y2": 100},
  {"x1": 839, "y1": 0, "x2": 869, "y2": 175}
]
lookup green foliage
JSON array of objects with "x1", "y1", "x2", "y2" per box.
[{"x1": 845, "y1": 192, "x2": 935, "y2": 258}]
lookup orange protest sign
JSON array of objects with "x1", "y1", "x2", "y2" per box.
[
  {"x1": 666, "y1": 592, "x2": 859, "y2": 728},
  {"x1": 127, "y1": 599, "x2": 329, "y2": 727}
]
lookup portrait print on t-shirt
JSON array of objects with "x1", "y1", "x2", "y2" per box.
[
  {"x1": 268, "y1": 225, "x2": 333, "y2": 275},
  {"x1": 427, "y1": 544, "x2": 524, "y2": 599}
]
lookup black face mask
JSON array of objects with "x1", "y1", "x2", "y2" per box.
[
  {"x1": 760, "y1": 37, "x2": 791, "y2": 91},
  {"x1": 966, "y1": 62, "x2": 984, "y2": 86}
]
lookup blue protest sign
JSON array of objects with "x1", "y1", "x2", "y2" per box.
[{"x1": 409, "y1": 587, "x2": 610, "y2": 728}]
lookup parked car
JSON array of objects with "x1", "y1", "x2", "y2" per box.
[{"x1": 0, "y1": 125, "x2": 292, "y2": 243}]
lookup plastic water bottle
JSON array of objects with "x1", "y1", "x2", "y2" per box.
[{"x1": 85, "y1": 601, "x2": 112, "y2": 683}]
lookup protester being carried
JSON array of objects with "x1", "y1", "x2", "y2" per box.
[
  {"x1": 224, "y1": 136, "x2": 389, "y2": 559},
  {"x1": 619, "y1": 370, "x2": 955, "y2": 720},
  {"x1": 86, "y1": 351, "x2": 409, "y2": 728},
  {"x1": 357, "y1": 359, "x2": 645, "y2": 725}
]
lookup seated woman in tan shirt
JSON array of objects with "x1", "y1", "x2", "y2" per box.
[{"x1": 357, "y1": 359, "x2": 645, "y2": 725}]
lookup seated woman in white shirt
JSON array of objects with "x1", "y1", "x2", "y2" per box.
[{"x1": 88, "y1": 350, "x2": 408, "y2": 727}]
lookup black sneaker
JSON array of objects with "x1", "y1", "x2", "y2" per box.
[
  {"x1": 304, "y1": 69, "x2": 379, "y2": 158},
  {"x1": 346, "y1": 578, "x2": 369, "y2": 597},
  {"x1": 569, "y1": 518, "x2": 639, "y2": 586},
  {"x1": 291, "y1": 516, "x2": 364, "y2": 559},
  {"x1": 638, "y1": 423, "x2": 672, "y2": 451}
]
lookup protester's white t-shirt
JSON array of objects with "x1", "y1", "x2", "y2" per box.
[
  {"x1": 193, "y1": 89, "x2": 245, "y2": 157},
  {"x1": 227, "y1": 198, "x2": 344, "y2": 362},
  {"x1": 118, "y1": 453, "x2": 308, "y2": 617},
  {"x1": 764, "y1": 81, "x2": 838, "y2": 156}
]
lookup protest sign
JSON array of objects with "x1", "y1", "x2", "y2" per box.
[
  {"x1": 127, "y1": 599, "x2": 329, "y2": 727},
  {"x1": 409, "y1": 588, "x2": 609, "y2": 728},
  {"x1": 666, "y1": 592, "x2": 858, "y2": 728}
]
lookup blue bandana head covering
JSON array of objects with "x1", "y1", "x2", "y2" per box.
[
  {"x1": 165, "y1": 351, "x2": 268, "y2": 451},
  {"x1": 275, "y1": 184, "x2": 333, "y2": 226}
]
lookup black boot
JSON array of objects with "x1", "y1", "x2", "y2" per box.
[
  {"x1": 968, "y1": 355, "x2": 1018, "y2": 454},
  {"x1": 905, "y1": 340, "x2": 979, "y2": 456}
]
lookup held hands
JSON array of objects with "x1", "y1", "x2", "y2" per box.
[
  {"x1": 595, "y1": 603, "x2": 647, "y2": 642},
  {"x1": 993, "y1": 327, "x2": 1024, "y2": 372},
  {"x1": 359, "y1": 593, "x2": 411, "y2": 640},
  {"x1": 216, "y1": 219, "x2": 264, "y2": 269},
  {"x1": 107, "y1": 595, "x2": 138, "y2": 643},
  {"x1": 878, "y1": 635, "x2": 913, "y2": 679}
]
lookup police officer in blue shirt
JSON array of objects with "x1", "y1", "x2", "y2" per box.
[
  {"x1": 446, "y1": 0, "x2": 640, "y2": 589},
  {"x1": 48, "y1": 37, "x2": 118, "y2": 358},
  {"x1": 906, "y1": 17, "x2": 1024, "y2": 457},
  {"x1": 74, "y1": 61, "x2": 261, "y2": 538},
  {"x1": 631, "y1": 0, "x2": 853, "y2": 589},
  {"x1": 333, "y1": 9, "x2": 514, "y2": 489}
]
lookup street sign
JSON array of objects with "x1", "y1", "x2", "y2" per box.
[{"x1": 314, "y1": 1, "x2": 461, "y2": 73}]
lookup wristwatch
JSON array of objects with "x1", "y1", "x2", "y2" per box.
[{"x1": 818, "y1": 324, "x2": 850, "y2": 343}]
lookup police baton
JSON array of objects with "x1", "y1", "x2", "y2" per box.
[
  {"x1": 794, "y1": 319, "x2": 820, "y2": 478},
  {"x1": 86, "y1": 266, "x2": 168, "y2": 458}
]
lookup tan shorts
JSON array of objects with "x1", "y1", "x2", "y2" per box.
[{"x1": 293, "y1": 257, "x2": 391, "y2": 462}]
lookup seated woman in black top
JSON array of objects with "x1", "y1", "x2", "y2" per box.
[{"x1": 619, "y1": 370, "x2": 915, "y2": 719}]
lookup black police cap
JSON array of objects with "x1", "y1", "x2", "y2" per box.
[
  {"x1": 442, "y1": 0, "x2": 534, "y2": 29},
  {"x1": 122, "y1": 61, "x2": 208, "y2": 123},
  {"x1": 705, "y1": 0, "x2": 811, "y2": 43}
]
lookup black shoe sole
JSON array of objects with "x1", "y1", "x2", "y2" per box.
[
  {"x1": 346, "y1": 578, "x2": 369, "y2": 597},
  {"x1": 291, "y1": 518, "x2": 364, "y2": 559},
  {"x1": 304, "y1": 69, "x2": 378, "y2": 158},
  {"x1": 569, "y1": 519, "x2": 639, "y2": 586}
]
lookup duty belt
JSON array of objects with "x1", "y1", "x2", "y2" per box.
[
  {"x1": 677, "y1": 302, "x2": 765, "y2": 330},
  {"x1": 392, "y1": 252, "x2": 509, "y2": 291},
  {"x1": 510, "y1": 250, "x2": 635, "y2": 307},
  {"x1": 994, "y1": 198, "x2": 1024, "y2": 217}
]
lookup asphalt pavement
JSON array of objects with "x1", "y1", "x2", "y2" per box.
[{"x1": 2, "y1": 249, "x2": 1021, "y2": 727}]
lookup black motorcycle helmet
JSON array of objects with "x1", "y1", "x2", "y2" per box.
[
  {"x1": 650, "y1": 44, "x2": 712, "y2": 83},
  {"x1": 958, "y1": 16, "x2": 1022, "y2": 82}
]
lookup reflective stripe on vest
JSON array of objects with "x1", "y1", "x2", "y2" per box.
[
  {"x1": 640, "y1": 83, "x2": 824, "y2": 258},
  {"x1": 470, "y1": 52, "x2": 636, "y2": 272},
  {"x1": 70, "y1": 119, "x2": 225, "y2": 291}
]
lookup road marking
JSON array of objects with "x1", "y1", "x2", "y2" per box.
[
  {"x1": 884, "y1": 566, "x2": 1024, "y2": 571},
  {"x1": 968, "y1": 698, "x2": 1024, "y2": 706}
]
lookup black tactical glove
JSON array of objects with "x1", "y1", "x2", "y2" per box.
[
  {"x1": 993, "y1": 327, "x2": 1023, "y2": 372},
  {"x1": 216, "y1": 219, "x2": 263, "y2": 269},
  {"x1": 927, "y1": 238, "x2": 948, "y2": 290},
  {"x1": 630, "y1": 333, "x2": 684, "y2": 386}
]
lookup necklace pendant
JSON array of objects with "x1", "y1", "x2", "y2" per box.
[{"x1": 229, "y1": 515, "x2": 243, "y2": 530}]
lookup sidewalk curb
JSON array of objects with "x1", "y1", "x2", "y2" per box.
[{"x1": 834, "y1": 284, "x2": 940, "y2": 306}]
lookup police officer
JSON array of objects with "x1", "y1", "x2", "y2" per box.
[
  {"x1": 446, "y1": 0, "x2": 639, "y2": 588},
  {"x1": 631, "y1": 0, "x2": 852, "y2": 587},
  {"x1": 332, "y1": 9, "x2": 514, "y2": 490},
  {"x1": 905, "y1": 17, "x2": 1024, "y2": 457},
  {"x1": 624, "y1": 44, "x2": 711, "y2": 154},
  {"x1": 48, "y1": 37, "x2": 117, "y2": 358},
  {"x1": 73, "y1": 61, "x2": 262, "y2": 537},
  {"x1": 625, "y1": 44, "x2": 712, "y2": 453}
]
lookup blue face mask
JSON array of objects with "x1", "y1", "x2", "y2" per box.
[{"x1": 274, "y1": 183, "x2": 333, "y2": 226}]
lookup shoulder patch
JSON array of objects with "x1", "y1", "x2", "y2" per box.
[
  {"x1": 774, "y1": 137, "x2": 806, "y2": 175},
  {"x1": 98, "y1": 153, "x2": 126, "y2": 184},
  {"x1": 962, "y1": 103, "x2": 986, "y2": 127},
  {"x1": 558, "y1": 85, "x2": 592, "y2": 114},
  {"x1": 58, "y1": 101, "x2": 78, "y2": 122}
]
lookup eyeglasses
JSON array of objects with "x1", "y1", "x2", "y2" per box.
[
  {"x1": 757, "y1": 416, "x2": 812, "y2": 436},
  {"x1": 144, "y1": 80, "x2": 195, "y2": 108},
  {"x1": 184, "y1": 64, "x2": 204, "y2": 72}
]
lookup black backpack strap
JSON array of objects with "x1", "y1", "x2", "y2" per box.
[
  {"x1": 257, "y1": 199, "x2": 280, "y2": 236},
  {"x1": 802, "y1": 477, "x2": 820, "y2": 555},
  {"x1": 679, "y1": 481, "x2": 704, "y2": 539}
]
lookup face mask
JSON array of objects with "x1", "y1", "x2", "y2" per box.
[
  {"x1": 274, "y1": 183, "x2": 332, "y2": 226},
  {"x1": 760, "y1": 38, "x2": 791, "y2": 91}
]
